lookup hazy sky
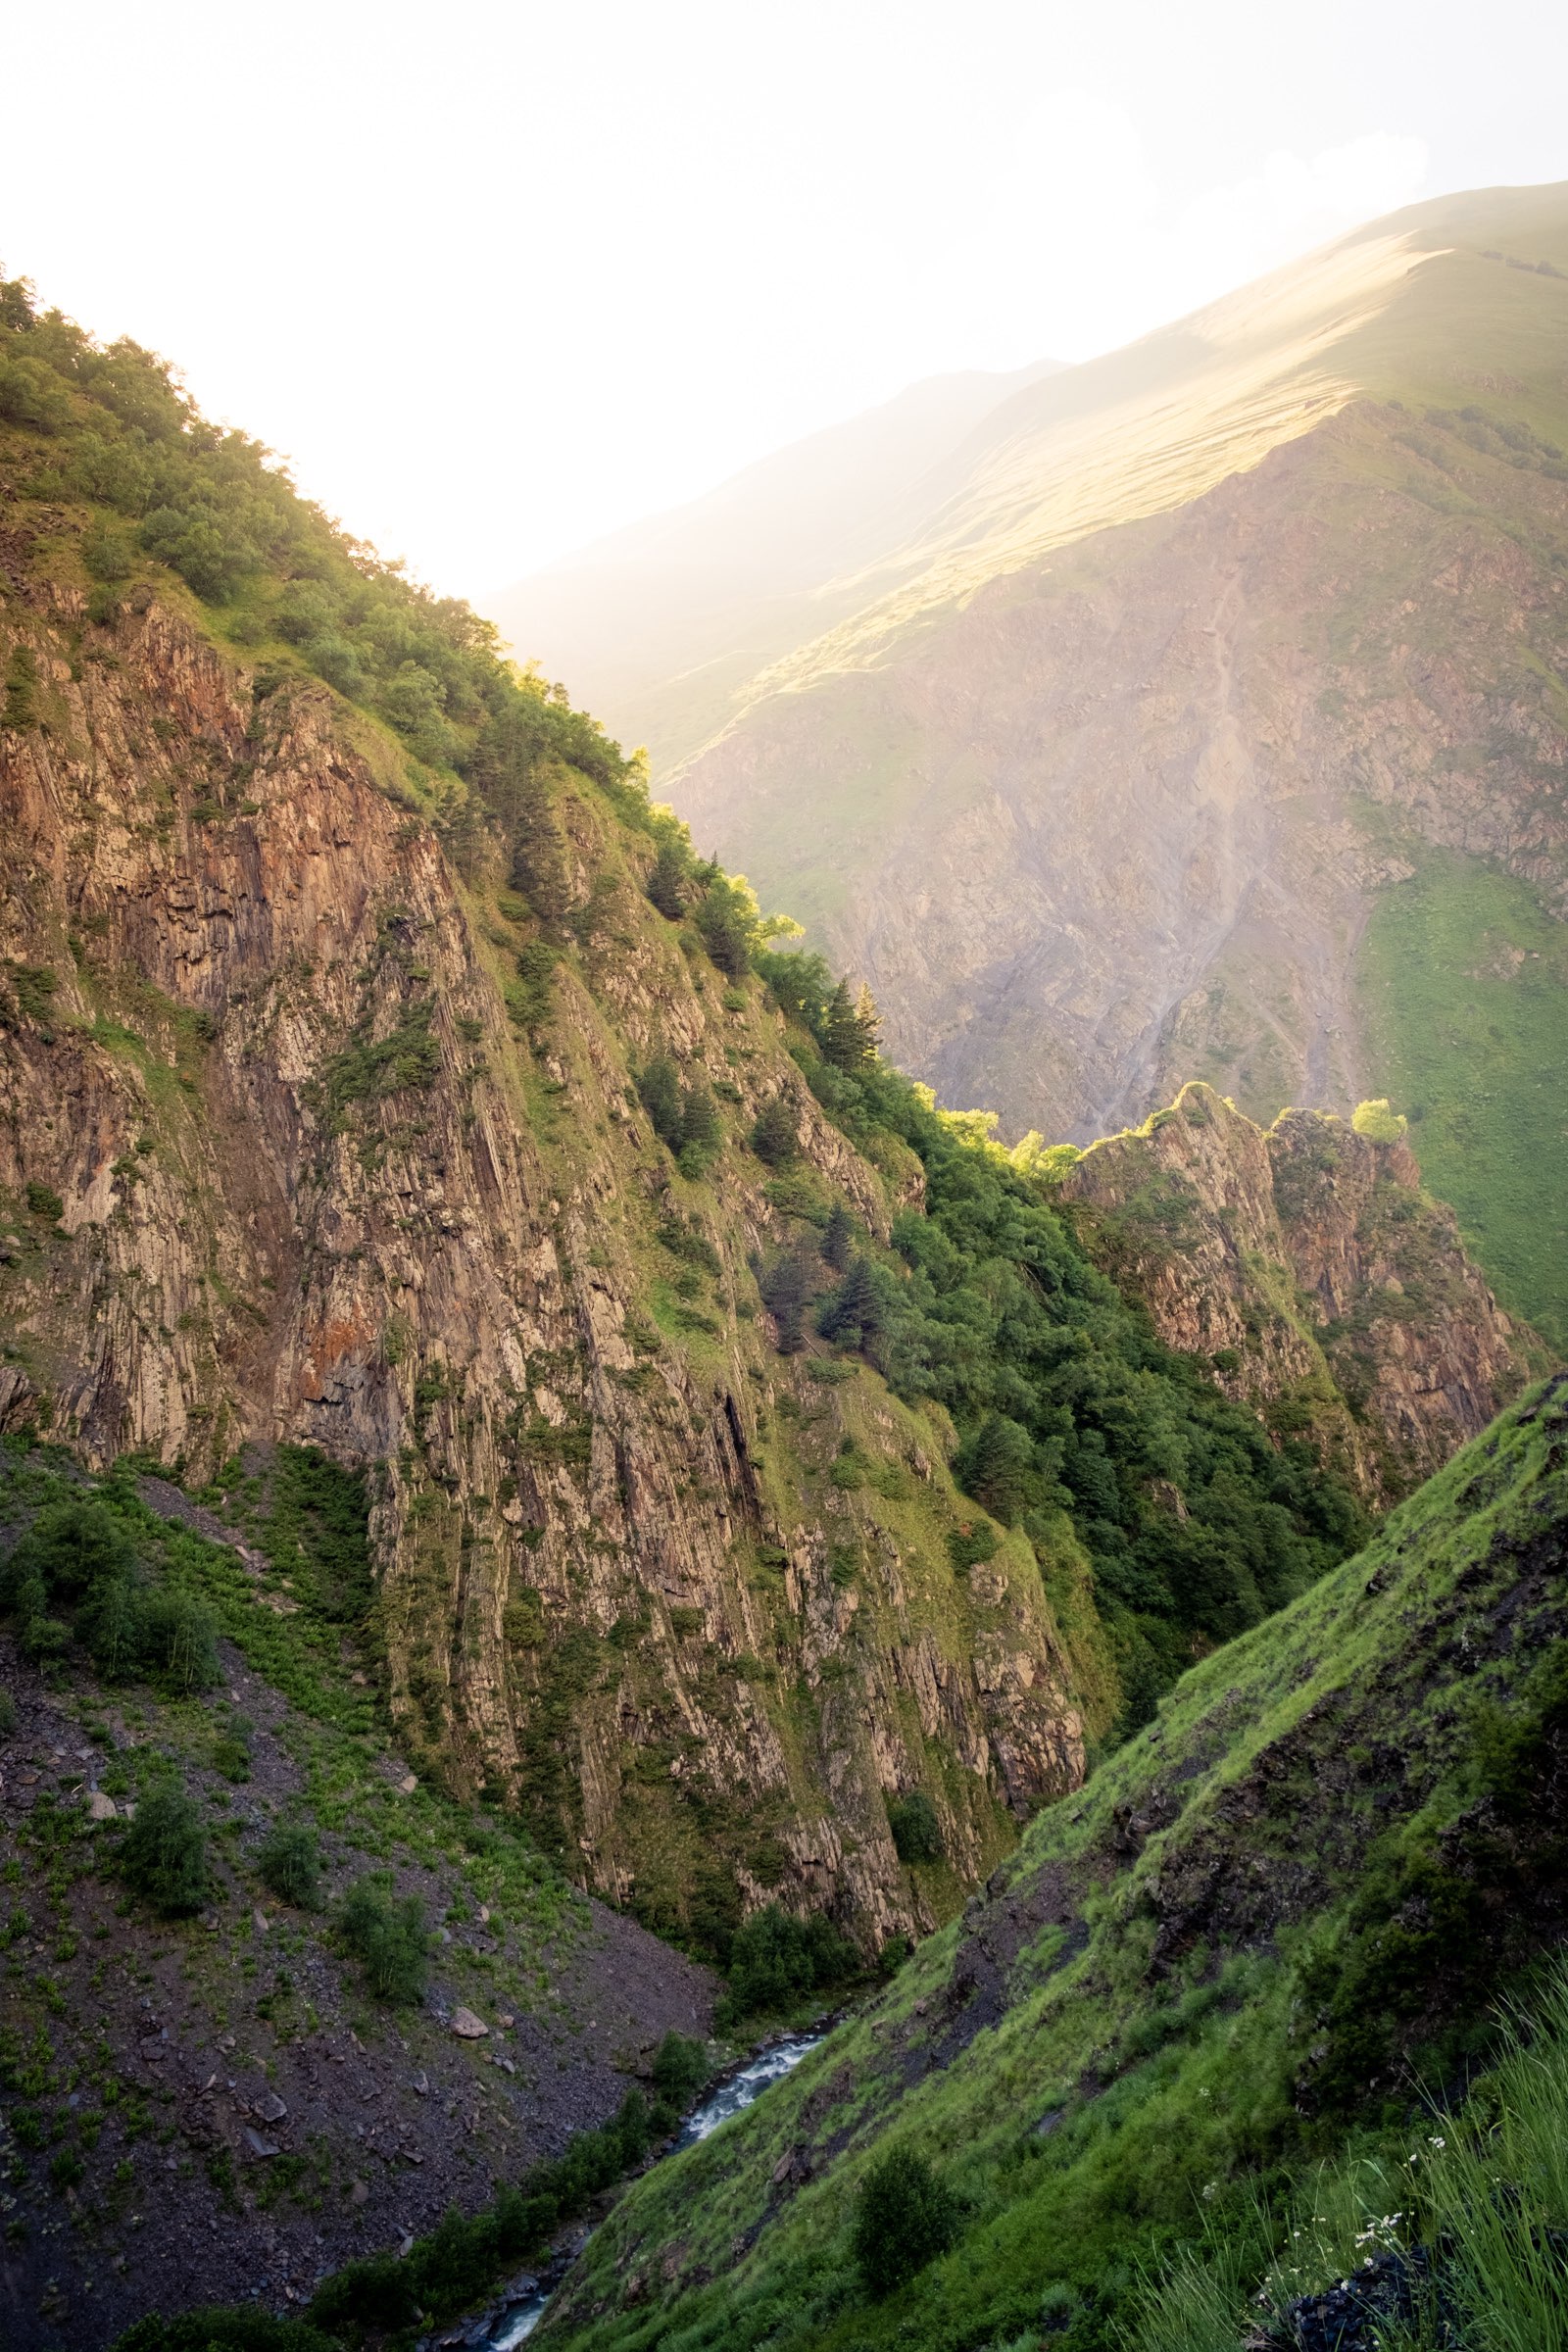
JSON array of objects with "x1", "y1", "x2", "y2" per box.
[{"x1": 5, "y1": 1, "x2": 1566, "y2": 602}]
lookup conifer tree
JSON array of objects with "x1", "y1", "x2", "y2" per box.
[
  {"x1": 818, "y1": 1254, "x2": 882, "y2": 1348},
  {"x1": 821, "y1": 978, "x2": 882, "y2": 1071},
  {"x1": 647, "y1": 841, "x2": 689, "y2": 920},
  {"x1": 820, "y1": 1200, "x2": 854, "y2": 1271},
  {"x1": 676, "y1": 1083, "x2": 722, "y2": 1176},
  {"x1": 750, "y1": 1095, "x2": 800, "y2": 1167},
  {"x1": 759, "y1": 1249, "x2": 812, "y2": 1351},
  {"x1": 637, "y1": 1054, "x2": 684, "y2": 1152},
  {"x1": 853, "y1": 981, "x2": 882, "y2": 1063},
  {"x1": 957, "y1": 1411, "x2": 1036, "y2": 1524}
]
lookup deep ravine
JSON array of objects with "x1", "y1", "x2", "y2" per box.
[{"x1": 463, "y1": 2035, "x2": 826, "y2": 2350}]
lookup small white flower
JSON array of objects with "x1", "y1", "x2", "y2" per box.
[{"x1": 1428, "y1": 2134, "x2": 1446, "y2": 2150}]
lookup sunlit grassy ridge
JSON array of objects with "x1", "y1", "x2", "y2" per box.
[
  {"x1": 538, "y1": 1373, "x2": 1568, "y2": 2352},
  {"x1": 716, "y1": 184, "x2": 1568, "y2": 717}
]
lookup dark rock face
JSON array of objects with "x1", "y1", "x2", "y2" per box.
[{"x1": 671, "y1": 396, "x2": 1568, "y2": 1152}]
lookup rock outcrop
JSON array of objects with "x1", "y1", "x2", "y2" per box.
[
  {"x1": 1056, "y1": 1085, "x2": 1537, "y2": 1500},
  {"x1": 0, "y1": 569, "x2": 1093, "y2": 1944}
]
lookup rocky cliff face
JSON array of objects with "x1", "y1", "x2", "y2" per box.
[
  {"x1": 673, "y1": 392, "x2": 1568, "y2": 1146},
  {"x1": 0, "y1": 567, "x2": 1095, "y2": 1947},
  {"x1": 1056, "y1": 1084, "x2": 1536, "y2": 1501}
]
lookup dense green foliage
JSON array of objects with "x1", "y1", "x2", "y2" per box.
[
  {"x1": 714, "y1": 1903, "x2": 862, "y2": 2031},
  {"x1": 0, "y1": 1493, "x2": 220, "y2": 1689},
  {"x1": 750, "y1": 1093, "x2": 801, "y2": 1166},
  {"x1": 338, "y1": 1871, "x2": 428, "y2": 2004},
  {"x1": 116, "y1": 1784, "x2": 210, "y2": 1917},
  {"x1": 259, "y1": 1446, "x2": 372, "y2": 1625},
  {"x1": 886, "y1": 1789, "x2": 944, "y2": 1867},
  {"x1": 1357, "y1": 846, "x2": 1568, "y2": 1349},
  {"x1": 853, "y1": 2149, "x2": 960, "y2": 2297},
  {"x1": 753, "y1": 953, "x2": 1366, "y2": 1723},
  {"x1": 256, "y1": 1822, "x2": 323, "y2": 1911},
  {"x1": 113, "y1": 2313, "x2": 336, "y2": 2352}
]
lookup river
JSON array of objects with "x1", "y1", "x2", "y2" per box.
[{"x1": 474, "y1": 2033, "x2": 824, "y2": 2349}]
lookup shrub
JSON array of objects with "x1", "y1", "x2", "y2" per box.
[
  {"x1": 886, "y1": 1789, "x2": 944, "y2": 1866},
  {"x1": 852, "y1": 2147, "x2": 959, "y2": 2297},
  {"x1": 340, "y1": 1874, "x2": 427, "y2": 2004},
  {"x1": 0, "y1": 1688, "x2": 17, "y2": 1737},
  {"x1": 212, "y1": 1736, "x2": 251, "y2": 1783},
  {"x1": 3, "y1": 648, "x2": 39, "y2": 730},
  {"x1": 649, "y1": 2031, "x2": 712, "y2": 2126},
  {"x1": 1351, "y1": 1097, "x2": 1408, "y2": 1144},
  {"x1": 118, "y1": 1785, "x2": 210, "y2": 1917},
  {"x1": 257, "y1": 1824, "x2": 321, "y2": 1911},
  {"x1": 138, "y1": 1585, "x2": 220, "y2": 1691},
  {"x1": 9, "y1": 1497, "x2": 137, "y2": 1599},
  {"x1": 24, "y1": 1178, "x2": 62, "y2": 1218}
]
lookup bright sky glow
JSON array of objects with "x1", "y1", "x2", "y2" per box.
[{"x1": 4, "y1": 0, "x2": 1566, "y2": 601}]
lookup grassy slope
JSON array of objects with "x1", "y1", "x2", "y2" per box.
[
  {"x1": 1356, "y1": 850, "x2": 1568, "y2": 1353},
  {"x1": 541, "y1": 1372, "x2": 1568, "y2": 2352},
  {"x1": 709, "y1": 184, "x2": 1568, "y2": 716}
]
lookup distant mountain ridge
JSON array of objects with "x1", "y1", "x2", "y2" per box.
[{"x1": 488, "y1": 181, "x2": 1568, "y2": 1352}]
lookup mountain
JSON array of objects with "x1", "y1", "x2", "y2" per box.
[
  {"x1": 487, "y1": 360, "x2": 1060, "y2": 775},
  {"x1": 537, "y1": 1371, "x2": 1568, "y2": 2352},
  {"x1": 0, "y1": 268, "x2": 1550, "y2": 2352},
  {"x1": 500, "y1": 182, "x2": 1568, "y2": 1355}
]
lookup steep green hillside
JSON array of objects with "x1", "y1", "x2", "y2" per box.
[
  {"x1": 1357, "y1": 848, "x2": 1568, "y2": 1352},
  {"x1": 539, "y1": 1373, "x2": 1568, "y2": 2352}
]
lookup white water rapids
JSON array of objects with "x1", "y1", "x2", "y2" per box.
[{"x1": 479, "y1": 2034, "x2": 823, "y2": 2348}]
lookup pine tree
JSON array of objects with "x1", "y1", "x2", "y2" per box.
[
  {"x1": 820, "y1": 978, "x2": 881, "y2": 1071},
  {"x1": 818, "y1": 1255, "x2": 882, "y2": 1348},
  {"x1": 820, "y1": 980, "x2": 861, "y2": 1070},
  {"x1": 750, "y1": 1095, "x2": 799, "y2": 1167},
  {"x1": 697, "y1": 891, "x2": 751, "y2": 978},
  {"x1": 676, "y1": 1083, "x2": 722, "y2": 1177},
  {"x1": 647, "y1": 841, "x2": 689, "y2": 920},
  {"x1": 958, "y1": 1411, "x2": 1035, "y2": 1525},
  {"x1": 637, "y1": 1054, "x2": 684, "y2": 1152},
  {"x1": 759, "y1": 1249, "x2": 812, "y2": 1352},
  {"x1": 820, "y1": 1201, "x2": 854, "y2": 1271}
]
